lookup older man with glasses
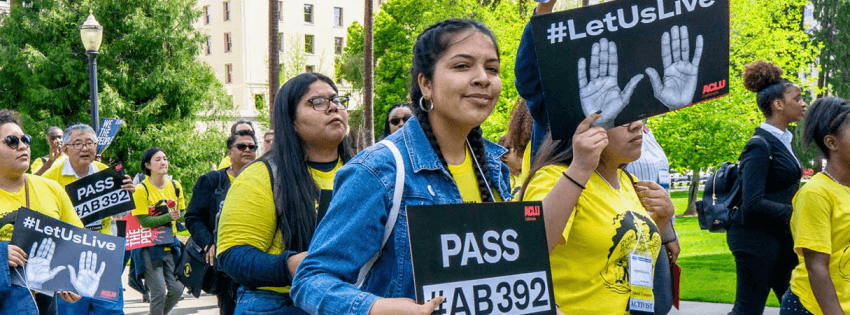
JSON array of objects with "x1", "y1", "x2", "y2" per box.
[{"x1": 42, "y1": 123, "x2": 135, "y2": 315}]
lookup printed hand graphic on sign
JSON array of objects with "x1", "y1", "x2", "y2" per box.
[
  {"x1": 578, "y1": 38, "x2": 644, "y2": 129},
  {"x1": 645, "y1": 25, "x2": 703, "y2": 110},
  {"x1": 68, "y1": 251, "x2": 106, "y2": 297},
  {"x1": 27, "y1": 238, "x2": 67, "y2": 289}
]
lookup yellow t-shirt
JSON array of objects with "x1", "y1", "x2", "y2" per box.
[
  {"x1": 30, "y1": 154, "x2": 67, "y2": 175},
  {"x1": 132, "y1": 178, "x2": 186, "y2": 236},
  {"x1": 790, "y1": 173, "x2": 850, "y2": 315},
  {"x1": 42, "y1": 161, "x2": 112, "y2": 234},
  {"x1": 0, "y1": 174, "x2": 84, "y2": 241},
  {"x1": 447, "y1": 149, "x2": 502, "y2": 202},
  {"x1": 218, "y1": 156, "x2": 230, "y2": 170},
  {"x1": 216, "y1": 159, "x2": 341, "y2": 293},
  {"x1": 523, "y1": 165, "x2": 662, "y2": 314}
]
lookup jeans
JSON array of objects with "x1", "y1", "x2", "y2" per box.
[
  {"x1": 56, "y1": 282, "x2": 124, "y2": 315},
  {"x1": 235, "y1": 287, "x2": 308, "y2": 315},
  {"x1": 779, "y1": 289, "x2": 814, "y2": 315},
  {"x1": 142, "y1": 247, "x2": 184, "y2": 315},
  {"x1": 727, "y1": 224, "x2": 797, "y2": 315}
]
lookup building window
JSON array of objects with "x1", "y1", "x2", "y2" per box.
[
  {"x1": 225, "y1": 64, "x2": 233, "y2": 83},
  {"x1": 206, "y1": 38, "x2": 212, "y2": 55},
  {"x1": 224, "y1": 33, "x2": 232, "y2": 53},
  {"x1": 279, "y1": 32, "x2": 284, "y2": 52},
  {"x1": 304, "y1": 4, "x2": 313, "y2": 23},
  {"x1": 278, "y1": 1, "x2": 283, "y2": 21},
  {"x1": 203, "y1": 6, "x2": 210, "y2": 24},
  {"x1": 223, "y1": 1, "x2": 230, "y2": 21},
  {"x1": 333, "y1": 7, "x2": 343, "y2": 27},
  {"x1": 305, "y1": 34, "x2": 314, "y2": 54},
  {"x1": 306, "y1": 65, "x2": 315, "y2": 73},
  {"x1": 334, "y1": 37, "x2": 344, "y2": 55}
]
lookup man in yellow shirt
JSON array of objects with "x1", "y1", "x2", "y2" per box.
[
  {"x1": 30, "y1": 126, "x2": 66, "y2": 176},
  {"x1": 42, "y1": 124, "x2": 135, "y2": 315}
]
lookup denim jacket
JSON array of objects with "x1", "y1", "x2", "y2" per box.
[
  {"x1": 291, "y1": 117, "x2": 512, "y2": 315},
  {"x1": 0, "y1": 241, "x2": 38, "y2": 314}
]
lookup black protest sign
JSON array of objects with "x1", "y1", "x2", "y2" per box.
[
  {"x1": 407, "y1": 202, "x2": 555, "y2": 315},
  {"x1": 96, "y1": 118, "x2": 123, "y2": 154},
  {"x1": 64, "y1": 164, "x2": 134, "y2": 225},
  {"x1": 9, "y1": 208, "x2": 124, "y2": 301},
  {"x1": 531, "y1": 0, "x2": 729, "y2": 139}
]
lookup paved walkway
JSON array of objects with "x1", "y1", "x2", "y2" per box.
[{"x1": 670, "y1": 301, "x2": 780, "y2": 315}]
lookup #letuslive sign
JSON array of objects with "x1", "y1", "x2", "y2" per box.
[
  {"x1": 531, "y1": 0, "x2": 729, "y2": 139},
  {"x1": 64, "y1": 164, "x2": 135, "y2": 225},
  {"x1": 407, "y1": 202, "x2": 555, "y2": 315},
  {"x1": 9, "y1": 208, "x2": 124, "y2": 301}
]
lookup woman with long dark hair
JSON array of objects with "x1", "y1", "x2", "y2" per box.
[
  {"x1": 779, "y1": 97, "x2": 850, "y2": 315},
  {"x1": 380, "y1": 103, "x2": 413, "y2": 139},
  {"x1": 215, "y1": 72, "x2": 352, "y2": 314},
  {"x1": 728, "y1": 60, "x2": 807, "y2": 315},
  {"x1": 291, "y1": 19, "x2": 512, "y2": 314}
]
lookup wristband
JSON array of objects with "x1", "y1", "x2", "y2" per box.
[{"x1": 562, "y1": 172, "x2": 586, "y2": 190}]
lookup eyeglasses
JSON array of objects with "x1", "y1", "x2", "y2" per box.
[
  {"x1": 390, "y1": 115, "x2": 412, "y2": 126},
  {"x1": 3, "y1": 134, "x2": 32, "y2": 149},
  {"x1": 307, "y1": 96, "x2": 349, "y2": 111},
  {"x1": 231, "y1": 143, "x2": 258, "y2": 152},
  {"x1": 68, "y1": 141, "x2": 95, "y2": 150}
]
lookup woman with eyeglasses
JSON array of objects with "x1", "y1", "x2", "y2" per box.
[
  {"x1": 0, "y1": 109, "x2": 82, "y2": 313},
  {"x1": 131, "y1": 147, "x2": 186, "y2": 315},
  {"x1": 216, "y1": 72, "x2": 352, "y2": 315},
  {"x1": 381, "y1": 103, "x2": 413, "y2": 139}
]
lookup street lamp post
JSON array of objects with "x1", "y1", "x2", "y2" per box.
[{"x1": 80, "y1": 10, "x2": 103, "y2": 133}]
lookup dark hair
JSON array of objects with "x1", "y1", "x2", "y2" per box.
[
  {"x1": 230, "y1": 119, "x2": 255, "y2": 135},
  {"x1": 743, "y1": 60, "x2": 797, "y2": 118},
  {"x1": 519, "y1": 134, "x2": 573, "y2": 200},
  {"x1": 226, "y1": 130, "x2": 257, "y2": 149},
  {"x1": 410, "y1": 19, "x2": 500, "y2": 203},
  {"x1": 0, "y1": 109, "x2": 23, "y2": 130},
  {"x1": 505, "y1": 99, "x2": 533, "y2": 153},
  {"x1": 141, "y1": 147, "x2": 165, "y2": 176},
  {"x1": 380, "y1": 103, "x2": 413, "y2": 139},
  {"x1": 261, "y1": 72, "x2": 353, "y2": 252},
  {"x1": 803, "y1": 97, "x2": 850, "y2": 156}
]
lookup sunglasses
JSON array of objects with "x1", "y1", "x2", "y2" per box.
[
  {"x1": 232, "y1": 143, "x2": 258, "y2": 152},
  {"x1": 3, "y1": 134, "x2": 32, "y2": 149},
  {"x1": 390, "y1": 115, "x2": 412, "y2": 126}
]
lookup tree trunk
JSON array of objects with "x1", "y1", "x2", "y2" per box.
[
  {"x1": 363, "y1": 0, "x2": 375, "y2": 146},
  {"x1": 684, "y1": 169, "x2": 700, "y2": 216},
  {"x1": 269, "y1": 0, "x2": 280, "y2": 126}
]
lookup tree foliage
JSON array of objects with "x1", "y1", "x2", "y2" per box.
[
  {"x1": 811, "y1": 0, "x2": 850, "y2": 98},
  {"x1": 648, "y1": 0, "x2": 820, "y2": 214},
  {"x1": 0, "y1": 0, "x2": 232, "y2": 198}
]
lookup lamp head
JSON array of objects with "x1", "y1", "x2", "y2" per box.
[{"x1": 79, "y1": 10, "x2": 103, "y2": 53}]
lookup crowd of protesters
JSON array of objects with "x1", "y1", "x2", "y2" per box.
[{"x1": 2, "y1": 2, "x2": 849, "y2": 315}]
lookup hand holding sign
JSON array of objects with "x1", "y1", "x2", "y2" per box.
[
  {"x1": 645, "y1": 25, "x2": 704, "y2": 110},
  {"x1": 7, "y1": 244, "x2": 26, "y2": 268},
  {"x1": 68, "y1": 251, "x2": 106, "y2": 297},
  {"x1": 27, "y1": 238, "x2": 66, "y2": 289},
  {"x1": 578, "y1": 38, "x2": 644, "y2": 129},
  {"x1": 570, "y1": 112, "x2": 608, "y2": 173}
]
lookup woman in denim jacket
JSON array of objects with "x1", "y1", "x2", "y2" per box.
[{"x1": 291, "y1": 19, "x2": 512, "y2": 315}]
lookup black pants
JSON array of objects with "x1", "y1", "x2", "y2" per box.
[
  {"x1": 217, "y1": 280, "x2": 239, "y2": 315},
  {"x1": 34, "y1": 292, "x2": 55, "y2": 315},
  {"x1": 727, "y1": 223, "x2": 798, "y2": 315}
]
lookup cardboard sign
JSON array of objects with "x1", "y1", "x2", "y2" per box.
[
  {"x1": 96, "y1": 118, "x2": 123, "y2": 154},
  {"x1": 407, "y1": 202, "x2": 555, "y2": 315},
  {"x1": 531, "y1": 0, "x2": 729, "y2": 139},
  {"x1": 64, "y1": 164, "x2": 135, "y2": 225},
  {"x1": 9, "y1": 208, "x2": 124, "y2": 301},
  {"x1": 123, "y1": 213, "x2": 174, "y2": 250}
]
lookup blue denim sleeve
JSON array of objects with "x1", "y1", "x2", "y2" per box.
[
  {"x1": 515, "y1": 19, "x2": 549, "y2": 131},
  {"x1": 292, "y1": 163, "x2": 387, "y2": 315},
  {"x1": 218, "y1": 245, "x2": 296, "y2": 289},
  {"x1": 0, "y1": 242, "x2": 10, "y2": 290}
]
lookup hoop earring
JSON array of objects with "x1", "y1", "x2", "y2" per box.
[{"x1": 419, "y1": 96, "x2": 434, "y2": 112}]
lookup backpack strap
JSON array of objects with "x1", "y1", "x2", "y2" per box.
[
  {"x1": 355, "y1": 140, "x2": 404, "y2": 288},
  {"x1": 171, "y1": 179, "x2": 181, "y2": 199},
  {"x1": 751, "y1": 135, "x2": 772, "y2": 160},
  {"x1": 141, "y1": 182, "x2": 150, "y2": 200}
]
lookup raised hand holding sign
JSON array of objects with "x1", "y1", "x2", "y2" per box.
[
  {"x1": 578, "y1": 38, "x2": 644, "y2": 129},
  {"x1": 26, "y1": 238, "x2": 66, "y2": 289},
  {"x1": 645, "y1": 25, "x2": 704, "y2": 110}
]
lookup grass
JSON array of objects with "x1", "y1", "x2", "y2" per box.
[{"x1": 671, "y1": 192, "x2": 781, "y2": 307}]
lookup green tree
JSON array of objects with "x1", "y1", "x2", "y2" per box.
[
  {"x1": 811, "y1": 0, "x2": 850, "y2": 98},
  {"x1": 0, "y1": 0, "x2": 232, "y2": 198},
  {"x1": 649, "y1": 0, "x2": 820, "y2": 214}
]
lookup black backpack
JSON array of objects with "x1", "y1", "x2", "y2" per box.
[{"x1": 696, "y1": 135, "x2": 771, "y2": 232}]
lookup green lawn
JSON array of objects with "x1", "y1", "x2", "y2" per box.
[{"x1": 671, "y1": 192, "x2": 781, "y2": 307}]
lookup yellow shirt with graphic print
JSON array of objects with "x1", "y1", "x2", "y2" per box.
[
  {"x1": 790, "y1": 173, "x2": 850, "y2": 315},
  {"x1": 216, "y1": 159, "x2": 341, "y2": 293},
  {"x1": 132, "y1": 178, "x2": 186, "y2": 236},
  {"x1": 522, "y1": 165, "x2": 661, "y2": 314},
  {"x1": 0, "y1": 174, "x2": 84, "y2": 241}
]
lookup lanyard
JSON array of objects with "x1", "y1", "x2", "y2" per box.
[
  {"x1": 466, "y1": 139, "x2": 496, "y2": 201},
  {"x1": 596, "y1": 170, "x2": 649, "y2": 253},
  {"x1": 24, "y1": 176, "x2": 30, "y2": 209}
]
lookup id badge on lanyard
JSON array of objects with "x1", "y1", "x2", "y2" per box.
[{"x1": 629, "y1": 250, "x2": 654, "y2": 314}]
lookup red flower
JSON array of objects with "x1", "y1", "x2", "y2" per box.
[{"x1": 167, "y1": 200, "x2": 176, "y2": 209}]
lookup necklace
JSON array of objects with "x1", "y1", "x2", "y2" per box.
[{"x1": 822, "y1": 170, "x2": 850, "y2": 189}]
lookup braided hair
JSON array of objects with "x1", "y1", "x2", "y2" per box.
[{"x1": 410, "y1": 19, "x2": 500, "y2": 202}]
